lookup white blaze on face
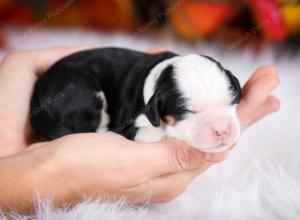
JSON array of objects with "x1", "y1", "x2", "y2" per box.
[{"x1": 166, "y1": 55, "x2": 241, "y2": 153}]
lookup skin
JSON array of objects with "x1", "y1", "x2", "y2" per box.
[{"x1": 0, "y1": 47, "x2": 280, "y2": 214}]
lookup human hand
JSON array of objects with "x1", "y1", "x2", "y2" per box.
[
  {"x1": 0, "y1": 47, "x2": 93, "y2": 156},
  {"x1": 0, "y1": 47, "x2": 280, "y2": 213},
  {"x1": 26, "y1": 66, "x2": 279, "y2": 205},
  {"x1": 237, "y1": 66, "x2": 280, "y2": 130}
]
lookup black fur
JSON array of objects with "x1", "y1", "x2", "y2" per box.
[
  {"x1": 30, "y1": 48, "x2": 177, "y2": 140},
  {"x1": 145, "y1": 65, "x2": 190, "y2": 127},
  {"x1": 30, "y1": 48, "x2": 241, "y2": 141}
]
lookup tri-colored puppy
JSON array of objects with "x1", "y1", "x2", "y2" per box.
[{"x1": 30, "y1": 48, "x2": 242, "y2": 153}]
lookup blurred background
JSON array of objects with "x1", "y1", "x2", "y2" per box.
[{"x1": 0, "y1": 0, "x2": 300, "y2": 53}]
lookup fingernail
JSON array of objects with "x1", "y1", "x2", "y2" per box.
[{"x1": 205, "y1": 151, "x2": 228, "y2": 162}]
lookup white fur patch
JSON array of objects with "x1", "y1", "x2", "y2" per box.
[
  {"x1": 135, "y1": 114, "x2": 165, "y2": 142},
  {"x1": 135, "y1": 114, "x2": 152, "y2": 127},
  {"x1": 174, "y1": 54, "x2": 232, "y2": 110},
  {"x1": 95, "y1": 91, "x2": 110, "y2": 132}
]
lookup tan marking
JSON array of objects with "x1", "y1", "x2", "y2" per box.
[{"x1": 164, "y1": 115, "x2": 177, "y2": 126}]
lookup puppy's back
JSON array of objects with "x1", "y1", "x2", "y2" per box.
[
  {"x1": 30, "y1": 48, "x2": 145, "y2": 140},
  {"x1": 30, "y1": 47, "x2": 177, "y2": 140}
]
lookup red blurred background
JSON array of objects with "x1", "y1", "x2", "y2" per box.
[{"x1": 0, "y1": 0, "x2": 299, "y2": 50}]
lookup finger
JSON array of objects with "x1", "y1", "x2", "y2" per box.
[
  {"x1": 238, "y1": 67, "x2": 279, "y2": 130},
  {"x1": 135, "y1": 139, "x2": 228, "y2": 178},
  {"x1": 129, "y1": 150, "x2": 227, "y2": 204},
  {"x1": 148, "y1": 169, "x2": 204, "y2": 203},
  {"x1": 149, "y1": 151, "x2": 229, "y2": 203},
  {"x1": 124, "y1": 168, "x2": 203, "y2": 204},
  {"x1": 29, "y1": 46, "x2": 95, "y2": 74},
  {"x1": 241, "y1": 66, "x2": 279, "y2": 111},
  {"x1": 242, "y1": 65, "x2": 278, "y2": 94},
  {"x1": 146, "y1": 48, "x2": 167, "y2": 54},
  {"x1": 245, "y1": 95, "x2": 280, "y2": 129}
]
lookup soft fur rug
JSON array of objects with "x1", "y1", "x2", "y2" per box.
[{"x1": 0, "y1": 29, "x2": 299, "y2": 220}]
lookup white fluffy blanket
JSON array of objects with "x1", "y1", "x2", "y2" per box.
[{"x1": 1, "y1": 29, "x2": 299, "y2": 220}]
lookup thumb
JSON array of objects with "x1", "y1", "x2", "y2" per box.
[{"x1": 140, "y1": 138, "x2": 229, "y2": 176}]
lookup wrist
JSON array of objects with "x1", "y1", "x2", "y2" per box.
[
  {"x1": 0, "y1": 149, "x2": 55, "y2": 213},
  {"x1": 1, "y1": 143, "x2": 81, "y2": 213},
  {"x1": 28, "y1": 144, "x2": 80, "y2": 206}
]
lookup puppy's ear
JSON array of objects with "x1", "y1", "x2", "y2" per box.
[
  {"x1": 145, "y1": 92, "x2": 161, "y2": 127},
  {"x1": 225, "y1": 69, "x2": 242, "y2": 104}
]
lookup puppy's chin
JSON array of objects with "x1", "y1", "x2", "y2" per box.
[
  {"x1": 196, "y1": 143, "x2": 234, "y2": 153},
  {"x1": 193, "y1": 131, "x2": 240, "y2": 153}
]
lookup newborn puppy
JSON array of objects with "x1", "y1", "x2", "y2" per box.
[{"x1": 30, "y1": 47, "x2": 242, "y2": 153}]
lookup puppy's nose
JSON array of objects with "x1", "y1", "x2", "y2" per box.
[
  {"x1": 215, "y1": 129, "x2": 229, "y2": 138},
  {"x1": 211, "y1": 120, "x2": 230, "y2": 139}
]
